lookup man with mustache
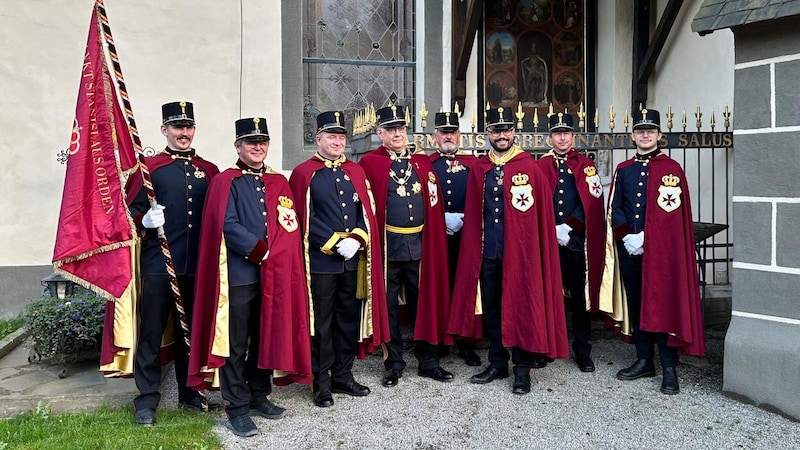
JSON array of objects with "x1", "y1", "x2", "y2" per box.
[
  {"x1": 601, "y1": 108, "x2": 705, "y2": 395},
  {"x1": 126, "y1": 101, "x2": 220, "y2": 426},
  {"x1": 448, "y1": 106, "x2": 568, "y2": 394},
  {"x1": 188, "y1": 117, "x2": 311, "y2": 437},
  {"x1": 359, "y1": 105, "x2": 454, "y2": 388},
  {"x1": 428, "y1": 110, "x2": 481, "y2": 367},
  {"x1": 537, "y1": 112, "x2": 605, "y2": 373}
]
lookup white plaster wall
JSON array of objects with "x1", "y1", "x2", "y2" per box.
[{"x1": 0, "y1": 0, "x2": 284, "y2": 266}]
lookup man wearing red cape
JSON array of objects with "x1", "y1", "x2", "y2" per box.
[
  {"x1": 359, "y1": 105, "x2": 454, "y2": 388},
  {"x1": 600, "y1": 108, "x2": 705, "y2": 396},
  {"x1": 188, "y1": 117, "x2": 311, "y2": 438},
  {"x1": 537, "y1": 112, "x2": 605, "y2": 373},
  {"x1": 125, "y1": 102, "x2": 219, "y2": 426},
  {"x1": 447, "y1": 106, "x2": 568, "y2": 395},
  {"x1": 289, "y1": 111, "x2": 389, "y2": 408}
]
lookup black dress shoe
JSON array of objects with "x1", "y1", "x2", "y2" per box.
[
  {"x1": 178, "y1": 395, "x2": 222, "y2": 412},
  {"x1": 575, "y1": 355, "x2": 596, "y2": 373},
  {"x1": 616, "y1": 359, "x2": 656, "y2": 380},
  {"x1": 458, "y1": 348, "x2": 482, "y2": 367},
  {"x1": 331, "y1": 380, "x2": 371, "y2": 397},
  {"x1": 532, "y1": 355, "x2": 554, "y2": 369},
  {"x1": 418, "y1": 366, "x2": 454, "y2": 382},
  {"x1": 660, "y1": 367, "x2": 680, "y2": 395},
  {"x1": 250, "y1": 398, "x2": 287, "y2": 419},
  {"x1": 313, "y1": 389, "x2": 334, "y2": 407},
  {"x1": 382, "y1": 369, "x2": 402, "y2": 387},
  {"x1": 135, "y1": 408, "x2": 156, "y2": 427},
  {"x1": 512, "y1": 368, "x2": 531, "y2": 394},
  {"x1": 470, "y1": 366, "x2": 509, "y2": 384}
]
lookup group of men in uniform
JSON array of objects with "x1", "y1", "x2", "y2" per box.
[{"x1": 123, "y1": 100, "x2": 705, "y2": 438}]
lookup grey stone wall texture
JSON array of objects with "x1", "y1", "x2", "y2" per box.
[{"x1": 725, "y1": 14, "x2": 800, "y2": 420}]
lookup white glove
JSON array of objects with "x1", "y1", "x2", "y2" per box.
[
  {"x1": 141, "y1": 204, "x2": 166, "y2": 229},
  {"x1": 556, "y1": 223, "x2": 572, "y2": 246},
  {"x1": 445, "y1": 212, "x2": 464, "y2": 235},
  {"x1": 622, "y1": 231, "x2": 644, "y2": 255},
  {"x1": 336, "y1": 237, "x2": 361, "y2": 260}
]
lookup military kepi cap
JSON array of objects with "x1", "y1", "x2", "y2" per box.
[
  {"x1": 548, "y1": 112, "x2": 574, "y2": 132},
  {"x1": 235, "y1": 117, "x2": 270, "y2": 142},
  {"x1": 376, "y1": 105, "x2": 407, "y2": 129},
  {"x1": 162, "y1": 101, "x2": 195, "y2": 126},
  {"x1": 316, "y1": 111, "x2": 347, "y2": 134},
  {"x1": 485, "y1": 107, "x2": 515, "y2": 131},
  {"x1": 632, "y1": 108, "x2": 661, "y2": 130},
  {"x1": 434, "y1": 112, "x2": 460, "y2": 131}
]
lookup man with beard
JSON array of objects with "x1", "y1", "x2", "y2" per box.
[
  {"x1": 188, "y1": 117, "x2": 311, "y2": 437},
  {"x1": 126, "y1": 101, "x2": 219, "y2": 426},
  {"x1": 448, "y1": 106, "x2": 568, "y2": 394},
  {"x1": 428, "y1": 110, "x2": 481, "y2": 367},
  {"x1": 601, "y1": 108, "x2": 705, "y2": 395},
  {"x1": 289, "y1": 111, "x2": 389, "y2": 407},
  {"x1": 537, "y1": 112, "x2": 605, "y2": 373},
  {"x1": 359, "y1": 105, "x2": 454, "y2": 388}
]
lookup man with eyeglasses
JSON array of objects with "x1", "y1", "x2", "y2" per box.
[
  {"x1": 359, "y1": 105, "x2": 454, "y2": 388},
  {"x1": 428, "y1": 110, "x2": 481, "y2": 367},
  {"x1": 188, "y1": 117, "x2": 311, "y2": 437},
  {"x1": 601, "y1": 108, "x2": 706, "y2": 395},
  {"x1": 448, "y1": 106, "x2": 568, "y2": 395},
  {"x1": 537, "y1": 112, "x2": 605, "y2": 373}
]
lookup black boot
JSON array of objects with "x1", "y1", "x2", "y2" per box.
[
  {"x1": 616, "y1": 359, "x2": 656, "y2": 380},
  {"x1": 512, "y1": 367, "x2": 531, "y2": 394},
  {"x1": 660, "y1": 367, "x2": 680, "y2": 395}
]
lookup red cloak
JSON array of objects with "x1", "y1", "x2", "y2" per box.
[
  {"x1": 600, "y1": 154, "x2": 706, "y2": 357},
  {"x1": 359, "y1": 146, "x2": 453, "y2": 345},
  {"x1": 447, "y1": 147, "x2": 569, "y2": 358},
  {"x1": 537, "y1": 149, "x2": 606, "y2": 311},
  {"x1": 288, "y1": 156, "x2": 390, "y2": 356},
  {"x1": 187, "y1": 167, "x2": 312, "y2": 390}
]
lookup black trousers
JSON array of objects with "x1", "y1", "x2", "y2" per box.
[
  {"x1": 445, "y1": 232, "x2": 477, "y2": 354},
  {"x1": 480, "y1": 258, "x2": 537, "y2": 369},
  {"x1": 559, "y1": 247, "x2": 592, "y2": 358},
  {"x1": 221, "y1": 284, "x2": 273, "y2": 418},
  {"x1": 618, "y1": 250, "x2": 678, "y2": 368},
  {"x1": 310, "y1": 271, "x2": 360, "y2": 391},
  {"x1": 134, "y1": 274, "x2": 197, "y2": 411},
  {"x1": 384, "y1": 259, "x2": 438, "y2": 371}
]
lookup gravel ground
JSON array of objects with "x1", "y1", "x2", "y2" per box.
[{"x1": 159, "y1": 325, "x2": 799, "y2": 449}]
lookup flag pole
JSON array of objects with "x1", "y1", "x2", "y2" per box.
[{"x1": 94, "y1": 0, "x2": 191, "y2": 350}]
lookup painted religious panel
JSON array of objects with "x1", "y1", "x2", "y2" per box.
[{"x1": 484, "y1": 0, "x2": 585, "y2": 120}]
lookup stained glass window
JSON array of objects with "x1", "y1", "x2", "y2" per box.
[{"x1": 302, "y1": 0, "x2": 416, "y2": 144}]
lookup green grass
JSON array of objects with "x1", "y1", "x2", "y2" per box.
[
  {"x1": 0, "y1": 316, "x2": 24, "y2": 341},
  {"x1": 0, "y1": 403, "x2": 221, "y2": 450}
]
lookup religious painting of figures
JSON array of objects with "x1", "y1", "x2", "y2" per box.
[{"x1": 483, "y1": 0, "x2": 587, "y2": 124}]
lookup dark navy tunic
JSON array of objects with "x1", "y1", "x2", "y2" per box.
[
  {"x1": 130, "y1": 152, "x2": 209, "y2": 275},
  {"x1": 483, "y1": 166, "x2": 505, "y2": 260},
  {"x1": 611, "y1": 151, "x2": 661, "y2": 238},
  {"x1": 385, "y1": 156, "x2": 424, "y2": 261},
  {"x1": 431, "y1": 155, "x2": 469, "y2": 214},
  {"x1": 308, "y1": 165, "x2": 366, "y2": 273},
  {"x1": 224, "y1": 169, "x2": 269, "y2": 286},
  {"x1": 552, "y1": 156, "x2": 586, "y2": 251}
]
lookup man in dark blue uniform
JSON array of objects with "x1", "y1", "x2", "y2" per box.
[
  {"x1": 537, "y1": 113, "x2": 605, "y2": 373},
  {"x1": 289, "y1": 111, "x2": 388, "y2": 407},
  {"x1": 429, "y1": 111, "x2": 481, "y2": 367},
  {"x1": 127, "y1": 101, "x2": 220, "y2": 426}
]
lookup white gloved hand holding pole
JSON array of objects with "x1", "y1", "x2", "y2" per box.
[
  {"x1": 142, "y1": 204, "x2": 166, "y2": 229},
  {"x1": 336, "y1": 237, "x2": 361, "y2": 260}
]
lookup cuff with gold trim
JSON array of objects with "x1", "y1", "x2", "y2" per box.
[
  {"x1": 349, "y1": 228, "x2": 369, "y2": 248},
  {"x1": 320, "y1": 233, "x2": 340, "y2": 256}
]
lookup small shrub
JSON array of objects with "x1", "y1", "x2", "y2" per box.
[{"x1": 23, "y1": 294, "x2": 106, "y2": 363}]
